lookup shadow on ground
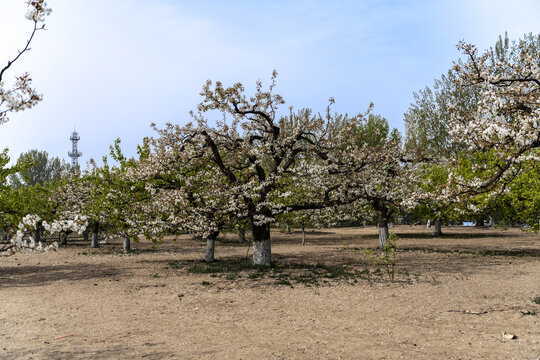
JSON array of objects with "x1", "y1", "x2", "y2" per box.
[
  {"x1": 0, "y1": 263, "x2": 123, "y2": 288},
  {"x1": 1, "y1": 345, "x2": 175, "y2": 360}
]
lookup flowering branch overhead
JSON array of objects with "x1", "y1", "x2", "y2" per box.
[{"x1": 0, "y1": 1, "x2": 51, "y2": 125}]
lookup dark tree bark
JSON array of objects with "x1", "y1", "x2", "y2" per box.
[
  {"x1": 238, "y1": 228, "x2": 246, "y2": 242},
  {"x1": 34, "y1": 229, "x2": 41, "y2": 243},
  {"x1": 60, "y1": 232, "x2": 68, "y2": 246},
  {"x1": 475, "y1": 216, "x2": 484, "y2": 227}
]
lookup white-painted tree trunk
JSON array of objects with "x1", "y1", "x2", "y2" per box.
[
  {"x1": 433, "y1": 218, "x2": 443, "y2": 237},
  {"x1": 286, "y1": 222, "x2": 291, "y2": 233},
  {"x1": 426, "y1": 219, "x2": 431, "y2": 228},
  {"x1": 203, "y1": 238, "x2": 215, "y2": 262},
  {"x1": 378, "y1": 226, "x2": 389, "y2": 250},
  {"x1": 376, "y1": 207, "x2": 390, "y2": 250},
  {"x1": 123, "y1": 236, "x2": 131, "y2": 253},
  {"x1": 251, "y1": 221, "x2": 272, "y2": 266},
  {"x1": 488, "y1": 216, "x2": 495, "y2": 229},
  {"x1": 253, "y1": 239, "x2": 271, "y2": 266},
  {"x1": 301, "y1": 226, "x2": 306, "y2": 246}
]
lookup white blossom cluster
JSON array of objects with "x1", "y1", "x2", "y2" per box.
[
  {"x1": 25, "y1": 0, "x2": 52, "y2": 22},
  {"x1": 2, "y1": 215, "x2": 58, "y2": 256},
  {"x1": 0, "y1": 1, "x2": 51, "y2": 124},
  {"x1": 448, "y1": 40, "x2": 540, "y2": 194},
  {"x1": 0, "y1": 76, "x2": 42, "y2": 125},
  {"x1": 42, "y1": 214, "x2": 88, "y2": 235}
]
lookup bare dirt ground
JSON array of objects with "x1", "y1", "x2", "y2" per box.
[{"x1": 1, "y1": 225, "x2": 539, "y2": 359}]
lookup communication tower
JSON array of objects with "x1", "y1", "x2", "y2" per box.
[{"x1": 68, "y1": 130, "x2": 82, "y2": 168}]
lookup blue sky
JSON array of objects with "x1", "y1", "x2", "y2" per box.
[{"x1": 1, "y1": 0, "x2": 539, "y2": 166}]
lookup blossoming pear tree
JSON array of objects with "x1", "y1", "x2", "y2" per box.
[
  {"x1": 0, "y1": 1, "x2": 53, "y2": 255},
  {"x1": 448, "y1": 36, "x2": 539, "y2": 195},
  {"x1": 279, "y1": 113, "x2": 420, "y2": 249},
  {"x1": 0, "y1": 1, "x2": 51, "y2": 125},
  {"x1": 141, "y1": 72, "x2": 419, "y2": 265},
  {"x1": 131, "y1": 127, "x2": 244, "y2": 261},
  {"x1": 90, "y1": 140, "x2": 161, "y2": 252}
]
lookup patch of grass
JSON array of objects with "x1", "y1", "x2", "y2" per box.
[
  {"x1": 428, "y1": 274, "x2": 441, "y2": 285},
  {"x1": 274, "y1": 278, "x2": 294, "y2": 287},
  {"x1": 401, "y1": 247, "x2": 539, "y2": 258},
  {"x1": 166, "y1": 261, "x2": 182, "y2": 270},
  {"x1": 176, "y1": 258, "x2": 413, "y2": 287},
  {"x1": 201, "y1": 280, "x2": 211, "y2": 286},
  {"x1": 187, "y1": 259, "x2": 261, "y2": 274},
  {"x1": 151, "y1": 273, "x2": 160, "y2": 278},
  {"x1": 274, "y1": 262, "x2": 369, "y2": 287},
  {"x1": 532, "y1": 296, "x2": 540, "y2": 305},
  {"x1": 248, "y1": 272, "x2": 266, "y2": 280},
  {"x1": 183, "y1": 259, "x2": 374, "y2": 286},
  {"x1": 290, "y1": 273, "x2": 319, "y2": 286},
  {"x1": 520, "y1": 310, "x2": 537, "y2": 316}
]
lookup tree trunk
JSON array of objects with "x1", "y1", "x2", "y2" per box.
[
  {"x1": 377, "y1": 208, "x2": 390, "y2": 250},
  {"x1": 238, "y1": 228, "x2": 245, "y2": 243},
  {"x1": 60, "y1": 232, "x2": 68, "y2": 246},
  {"x1": 475, "y1": 216, "x2": 484, "y2": 227},
  {"x1": 488, "y1": 216, "x2": 495, "y2": 229},
  {"x1": 301, "y1": 225, "x2": 306, "y2": 246},
  {"x1": 91, "y1": 222, "x2": 99, "y2": 248},
  {"x1": 203, "y1": 238, "x2": 215, "y2": 262},
  {"x1": 251, "y1": 222, "x2": 271, "y2": 266},
  {"x1": 433, "y1": 218, "x2": 443, "y2": 237},
  {"x1": 34, "y1": 229, "x2": 41, "y2": 243},
  {"x1": 83, "y1": 230, "x2": 89, "y2": 243},
  {"x1": 426, "y1": 219, "x2": 431, "y2": 228},
  {"x1": 123, "y1": 236, "x2": 131, "y2": 253},
  {"x1": 286, "y1": 222, "x2": 291, "y2": 233},
  {"x1": 378, "y1": 226, "x2": 389, "y2": 250},
  {"x1": 202, "y1": 232, "x2": 219, "y2": 262}
]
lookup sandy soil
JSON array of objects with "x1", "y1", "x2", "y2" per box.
[{"x1": 1, "y1": 225, "x2": 539, "y2": 359}]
